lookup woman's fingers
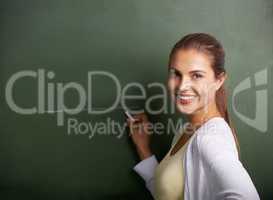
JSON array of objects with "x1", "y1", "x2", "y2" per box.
[
  {"x1": 127, "y1": 118, "x2": 136, "y2": 136},
  {"x1": 133, "y1": 113, "x2": 146, "y2": 122},
  {"x1": 127, "y1": 117, "x2": 145, "y2": 137},
  {"x1": 126, "y1": 112, "x2": 150, "y2": 141}
]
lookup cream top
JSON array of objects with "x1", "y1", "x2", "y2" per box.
[
  {"x1": 133, "y1": 117, "x2": 260, "y2": 200},
  {"x1": 153, "y1": 136, "x2": 190, "y2": 200}
]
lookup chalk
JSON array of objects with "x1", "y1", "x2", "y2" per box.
[{"x1": 124, "y1": 110, "x2": 136, "y2": 122}]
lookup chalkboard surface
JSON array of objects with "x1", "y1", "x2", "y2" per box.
[{"x1": 0, "y1": 0, "x2": 272, "y2": 199}]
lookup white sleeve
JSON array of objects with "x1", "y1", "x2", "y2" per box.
[
  {"x1": 199, "y1": 131, "x2": 260, "y2": 200},
  {"x1": 133, "y1": 155, "x2": 158, "y2": 198}
]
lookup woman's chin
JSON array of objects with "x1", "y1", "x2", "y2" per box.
[{"x1": 176, "y1": 103, "x2": 196, "y2": 115}]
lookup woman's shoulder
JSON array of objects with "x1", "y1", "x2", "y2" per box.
[
  {"x1": 194, "y1": 117, "x2": 239, "y2": 164},
  {"x1": 197, "y1": 117, "x2": 231, "y2": 138},
  {"x1": 195, "y1": 117, "x2": 233, "y2": 142}
]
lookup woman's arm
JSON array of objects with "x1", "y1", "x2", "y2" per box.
[
  {"x1": 133, "y1": 155, "x2": 158, "y2": 198},
  {"x1": 199, "y1": 131, "x2": 260, "y2": 200},
  {"x1": 126, "y1": 112, "x2": 157, "y2": 198}
]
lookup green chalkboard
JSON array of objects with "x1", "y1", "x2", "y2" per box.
[{"x1": 0, "y1": 0, "x2": 272, "y2": 199}]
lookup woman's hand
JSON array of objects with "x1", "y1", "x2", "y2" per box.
[{"x1": 127, "y1": 112, "x2": 153, "y2": 160}]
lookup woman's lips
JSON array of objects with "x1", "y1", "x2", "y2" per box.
[{"x1": 176, "y1": 95, "x2": 196, "y2": 105}]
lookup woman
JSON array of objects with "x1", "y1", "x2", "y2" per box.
[{"x1": 127, "y1": 33, "x2": 260, "y2": 200}]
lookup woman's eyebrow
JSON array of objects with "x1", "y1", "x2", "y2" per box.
[
  {"x1": 189, "y1": 70, "x2": 206, "y2": 74},
  {"x1": 169, "y1": 68, "x2": 206, "y2": 75}
]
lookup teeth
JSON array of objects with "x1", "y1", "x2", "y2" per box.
[{"x1": 177, "y1": 95, "x2": 195, "y2": 100}]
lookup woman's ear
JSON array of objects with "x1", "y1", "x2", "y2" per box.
[{"x1": 215, "y1": 72, "x2": 227, "y2": 90}]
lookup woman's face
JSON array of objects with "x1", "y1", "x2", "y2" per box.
[{"x1": 168, "y1": 49, "x2": 225, "y2": 115}]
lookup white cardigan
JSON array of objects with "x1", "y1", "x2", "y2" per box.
[{"x1": 133, "y1": 117, "x2": 260, "y2": 200}]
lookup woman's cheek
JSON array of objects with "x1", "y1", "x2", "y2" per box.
[
  {"x1": 194, "y1": 83, "x2": 209, "y2": 105},
  {"x1": 198, "y1": 82, "x2": 217, "y2": 105}
]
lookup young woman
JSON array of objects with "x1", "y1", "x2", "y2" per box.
[{"x1": 127, "y1": 33, "x2": 260, "y2": 200}]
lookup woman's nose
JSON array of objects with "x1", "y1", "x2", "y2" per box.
[{"x1": 177, "y1": 77, "x2": 191, "y2": 91}]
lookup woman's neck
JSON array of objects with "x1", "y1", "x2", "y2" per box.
[{"x1": 187, "y1": 102, "x2": 222, "y2": 128}]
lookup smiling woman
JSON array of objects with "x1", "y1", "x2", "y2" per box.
[{"x1": 127, "y1": 33, "x2": 260, "y2": 200}]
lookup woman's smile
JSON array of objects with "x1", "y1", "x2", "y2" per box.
[{"x1": 176, "y1": 93, "x2": 198, "y2": 105}]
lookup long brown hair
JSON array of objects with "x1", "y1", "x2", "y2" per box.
[{"x1": 168, "y1": 33, "x2": 240, "y2": 156}]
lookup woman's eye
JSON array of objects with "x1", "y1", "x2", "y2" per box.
[{"x1": 192, "y1": 73, "x2": 203, "y2": 79}]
